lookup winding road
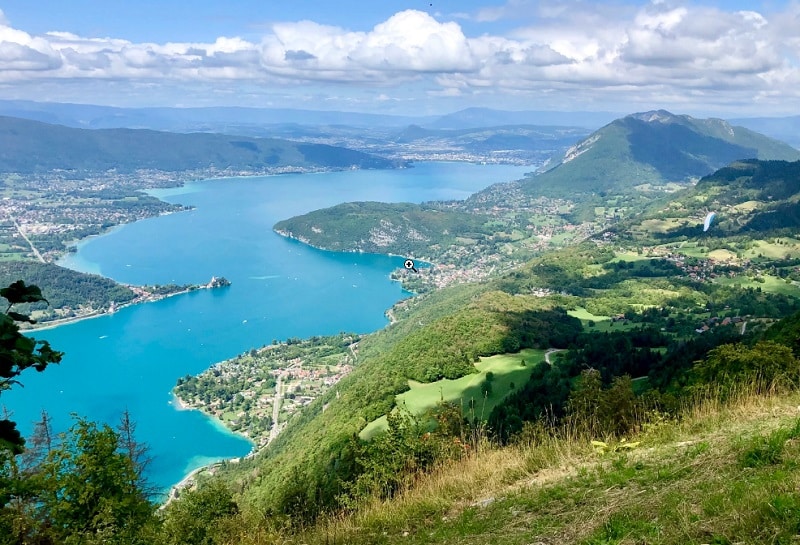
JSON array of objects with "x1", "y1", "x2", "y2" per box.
[{"x1": 545, "y1": 348, "x2": 565, "y2": 365}]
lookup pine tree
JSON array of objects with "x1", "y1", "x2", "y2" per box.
[{"x1": 117, "y1": 409, "x2": 157, "y2": 499}]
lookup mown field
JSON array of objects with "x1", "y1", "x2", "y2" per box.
[{"x1": 360, "y1": 349, "x2": 545, "y2": 439}]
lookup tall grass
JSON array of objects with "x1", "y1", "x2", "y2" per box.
[{"x1": 223, "y1": 379, "x2": 800, "y2": 545}]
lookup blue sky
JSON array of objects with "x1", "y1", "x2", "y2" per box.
[{"x1": 0, "y1": 1, "x2": 797, "y2": 116}]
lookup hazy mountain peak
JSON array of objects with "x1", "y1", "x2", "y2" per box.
[
  {"x1": 626, "y1": 110, "x2": 737, "y2": 137},
  {"x1": 626, "y1": 109, "x2": 680, "y2": 123},
  {"x1": 524, "y1": 110, "x2": 800, "y2": 198}
]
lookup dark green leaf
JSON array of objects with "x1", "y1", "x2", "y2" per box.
[
  {"x1": 0, "y1": 280, "x2": 48, "y2": 306},
  {"x1": 7, "y1": 311, "x2": 35, "y2": 323}
]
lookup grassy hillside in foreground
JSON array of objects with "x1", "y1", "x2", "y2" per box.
[
  {"x1": 163, "y1": 158, "x2": 800, "y2": 540},
  {"x1": 229, "y1": 388, "x2": 800, "y2": 544}
]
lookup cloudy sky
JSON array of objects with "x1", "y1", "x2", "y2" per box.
[{"x1": 0, "y1": 0, "x2": 798, "y2": 116}]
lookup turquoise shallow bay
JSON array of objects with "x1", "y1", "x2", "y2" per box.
[{"x1": 2, "y1": 162, "x2": 530, "y2": 494}]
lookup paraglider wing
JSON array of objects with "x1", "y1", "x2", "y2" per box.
[{"x1": 703, "y1": 211, "x2": 716, "y2": 232}]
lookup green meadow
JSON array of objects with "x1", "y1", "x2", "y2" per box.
[
  {"x1": 568, "y1": 306, "x2": 639, "y2": 332},
  {"x1": 715, "y1": 274, "x2": 800, "y2": 297},
  {"x1": 744, "y1": 239, "x2": 800, "y2": 260},
  {"x1": 359, "y1": 348, "x2": 545, "y2": 439}
]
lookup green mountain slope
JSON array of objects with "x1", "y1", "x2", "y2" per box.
[
  {"x1": 215, "y1": 158, "x2": 800, "y2": 531},
  {"x1": 619, "y1": 159, "x2": 800, "y2": 242},
  {"x1": 523, "y1": 110, "x2": 800, "y2": 197},
  {"x1": 0, "y1": 115, "x2": 403, "y2": 173}
]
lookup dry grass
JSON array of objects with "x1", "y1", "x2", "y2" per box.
[{"x1": 226, "y1": 385, "x2": 800, "y2": 544}]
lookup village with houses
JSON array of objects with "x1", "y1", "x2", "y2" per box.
[{"x1": 173, "y1": 333, "x2": 359, "y2": 449}]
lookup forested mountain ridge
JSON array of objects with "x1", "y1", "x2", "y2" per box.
[
  {"x1": 614, "y1": 159, "x2": 800, "y2": 243},
  {"x1": 520, "y1": 110, "x2": 800, "y2": 197},
  {"x1": 0, "y1": 115, "x2": 405, "y2": 174},
  {"x1": 273, "y1": 201, "x2": 497, "y2": 260}
]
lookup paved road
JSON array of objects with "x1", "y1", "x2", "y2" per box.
[
  {"x1": 268, "y1": 374, "x2": 283, "y2": 444},
  {"x1": 12, "y1": 218, "x2": 45, "y2": 263}
]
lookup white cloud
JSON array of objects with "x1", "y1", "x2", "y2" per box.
[
  {"x1": 0, "y1": 2, "x2": 798, "y2": 114},
  {"x1": 258, "y1": 11, "x2": 478, "y2": 81}
]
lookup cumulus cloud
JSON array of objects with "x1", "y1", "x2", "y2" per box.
[
  {"x1": 259, "y1": 11, "x2": 478, "y2": 81},
  {"x1": 0, "y1": 2, "x2": 798, "y2": 113}
]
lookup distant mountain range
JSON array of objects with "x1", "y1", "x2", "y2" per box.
[
  {"x1": 0, "y1": 100, "x2": 621, "y2": 133},
  {"x1": 0, "y1": 116, "x2": 403, "y2": 174},
  {"x1": 424, "y1": 108, "x2": 620, "y2": 130},
  {"x1": 0, "y1": 100, "x2": 434, "y2": 130},
  {"x1": 2, "y1": 100, "x2": 797, "y2": 147},
  {"x1": 521, "y1": 110, "x2": 800, "y2": 197}
]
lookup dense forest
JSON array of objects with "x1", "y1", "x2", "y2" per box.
[{"x1": 0, "y1": 261, "x2": 135, "y2": 311}]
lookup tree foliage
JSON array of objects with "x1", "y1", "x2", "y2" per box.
[
  {"x1": 0, "y1": 280, "x2": 161, "y2": 544},
  {"x1": 161, "y1": 479, "x2": 238, "y2": 545},
  {"x1": 691, "y1": 340, "x2": 800, "y2": 393},
  {"x1": 1, "y1": 415, "x2": 157, "y2": 545},
  {"x1": 0, "y1": 280, "x2": 63, "y2": 454}
]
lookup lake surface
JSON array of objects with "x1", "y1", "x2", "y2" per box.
[{"x1": 2, "y1": 162, "x2": 530, "y2": 495}]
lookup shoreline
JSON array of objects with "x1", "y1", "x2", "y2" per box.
[
  {"x1": 24, "y1": 285, "x2": 207, "y2": 333},
  {"x1": 163, "y1": 391, "x2": 257, "y2": 506},
  {"x1": 27, "y1": 163, "x2": 464, "y2": 503},
  {"x1": 25, "y1": 309, "x2": 109, "y2": 332},
  {"x1": 169, "y1": 391, "x2": 257, "y2": 448}
]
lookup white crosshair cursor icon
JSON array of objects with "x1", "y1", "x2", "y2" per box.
[{"x1": 404, "y1": 259, "x2": 418, "y2": 273}]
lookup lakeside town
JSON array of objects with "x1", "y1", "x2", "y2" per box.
[
  {"x1": 0, "y1": 165, "x2": 361, "y2": 264},
  {"x1": 173, "y1": 333, "x2": 359, "y2": 449}
]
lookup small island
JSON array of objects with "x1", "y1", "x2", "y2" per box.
[{"x1": 207, "y1": 276, "x2": 231, "y2": 288}]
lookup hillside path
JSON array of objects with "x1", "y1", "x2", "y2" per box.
[{"x1": 545, "y1": 348, "x2": 565, "y2": 365}]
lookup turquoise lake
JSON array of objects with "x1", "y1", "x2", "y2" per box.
[{"x1": 2, "y1": 162, "x2": 530, "y2": 495}]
